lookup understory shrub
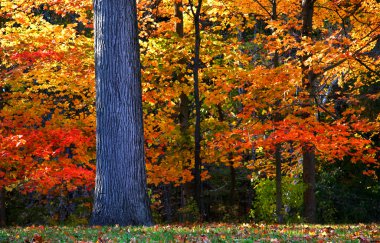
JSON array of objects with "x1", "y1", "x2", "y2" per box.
[{"x1": 251, "y1": 176, "x2": 305, "y2": 223}]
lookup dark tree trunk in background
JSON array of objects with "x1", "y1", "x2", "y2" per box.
[
  {"x1": 269, "y1": 0, "x2": 284, "y2": 224},
  {"x1": 302, "y1": 146, "x2": 316, "y2": 223},
  {"x1": 0, "y1": 76, "x2": 6, "y2": 228},
  {"x1": 229, "y1": 160, "x2": 237, "y2": 207},
  {"x1": 301, "y1": 0, "x2": 314, "y2": 37},
  {"x1": 175, "y1": 2, "x2": 193, "y2": 222},
  {"x1": 301, "y1": 0, "x2": 317, "y2": 224},
  {"x1": 191, "y1": 0, "x2": 204, "y2": 219},
  {"x1": 91, "y1": 0, "x2": 152, "y2": 226},
  {"x1": 174, "y1": 0, "x2": 184, "y2": 38},
  {"x1": 275, "y1": 144, "x2": 283, "y2": 224},
  {"x1": 0, "y1": 189, "x2": 6, "y2": 227},
  {"x1": 162, "y1": 184, "x2": 173, "y2": 222}
]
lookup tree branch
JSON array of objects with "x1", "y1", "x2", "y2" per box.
[
  {"x1": 253, "y1": 0, "x2": 272, "y2": 18},
  {"x1": 353, "y1": 56, "x2": 380, "y2": 77}
]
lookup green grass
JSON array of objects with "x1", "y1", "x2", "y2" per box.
[{"x1": 0, "y1": 223, "x2": 379, "y2": 242}]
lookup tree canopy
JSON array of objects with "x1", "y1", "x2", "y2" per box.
[{"x1": 0, "y1": 0, "x2": 379, "y2": 225}]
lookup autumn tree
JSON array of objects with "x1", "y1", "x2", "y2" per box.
[
  {"x1": 0, "y1": 0, "x2": 378, "y2": 225},
  {"x1": 300, "y1": 0, "x2": 317, "y2": 223},
  {"x1": 1, "y1": 0, "x2": 96, "y2": 224},
  {"x1": 219, "y1": 0, "x2": 379, "y2": 223},
  {"x1": 189, "y1": 0, "x2": 205, "y2": 219}
]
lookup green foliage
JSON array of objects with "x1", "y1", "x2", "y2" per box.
[
  {"x1": 317, "y1": 161, "x2": 380, "y2": 223},
  {"x1": 251, "y1": 177, "x2": 305, "y2": 223},
  {"x1": 204, "y1": 165, "x2": 252, "y2": 222},
  {"x1": 0, "y1": 224, "x2": 379, "y2": 242},
  {"x1": 5, "y1": 191, "x2": 92, "y2": 226},
  {"x1": 6, "y1": 192, "x2": 49, "y2": 226},
  {"x1": 177, "y1": 197, "x2": 200, "y2": 222}
]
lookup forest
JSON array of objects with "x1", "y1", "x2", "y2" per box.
[{"x1": 0, "y1": 0, "x2": 379, "y2": 235}]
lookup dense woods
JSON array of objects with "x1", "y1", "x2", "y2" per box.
[{"x1": 0, "y1": 0, "x2": 379, "y2": 226}]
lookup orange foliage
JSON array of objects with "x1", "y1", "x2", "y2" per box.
[{"x1": 0, "y1": 0, "x2": 379, "y2": 195}]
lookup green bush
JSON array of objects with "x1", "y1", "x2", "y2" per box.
[
  {"x1": 316, "y1": 161, "x2": 380, "y2": 223},
  {"x1": 251, "y1": 177, "x2": 305, "y2": 223}
]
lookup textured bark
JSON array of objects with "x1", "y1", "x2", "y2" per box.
[
  {"x1": 91, "y1": 0, "x2": 152, "y2": 226},
  {"x1": 192, "y1": 0, "x2": 204, "y2": 219},
  {"x1": 301, "y1": 0, "x2": 317, "y2": 224},
  {"x1": 302, "y1": 146, "x2": 316, "y2": 223}
]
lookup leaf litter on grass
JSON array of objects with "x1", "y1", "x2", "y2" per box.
[{"x1": 0, "y1": 223, "x2": 379, "y2": 242}]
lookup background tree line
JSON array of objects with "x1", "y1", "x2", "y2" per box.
[{"x1": 0, "y1": 0, "x2": 379, "y2": 226}]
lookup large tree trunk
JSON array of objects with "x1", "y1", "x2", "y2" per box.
[
  {"x1": 301, "y1": 0, "x2": 317, "y2": 224},
  {"x1": 91, "y1": 0, "x2": 152, "y2": 226}
]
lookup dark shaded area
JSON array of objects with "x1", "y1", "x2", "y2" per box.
[{"x1": 317, "y1": 160, "x2": 380, "y2": 223}]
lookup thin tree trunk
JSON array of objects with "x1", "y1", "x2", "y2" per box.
[
  {"x1": 179, "y1": 184, "x2": 186, "y2": 222},
  {"x1": 229, "y1": 160, "x2": 237, "y2": 207},
  {"x1": 192, "y1": 0, "x2": 204, "y2": 220},
  {"x1": 162, "y1": 184, "x2": 172, "y2": 222},
  {"x1": 91, "y1": 0, "x2": 152, "y2": 226},
  {"x1": 275, "y1": 144, "x2": 283, "y2": 223},
  {"x1": 175, "y1": 1, "x2": 193, "y2": 222},
  {"x1": 174, "y1": 0, "x2": 184, "y2": 37},
  {"x1": 270, "y1": 0, "x2": 284, "y2": 224},
  {"x1": 178, "y1": 91, "x2": 191, "y2": 222},
  {"x1": 301, "y1": 0, "x2": 317, "y2": 224},
  {"x1": 0, "y1": 17, "x2": 6, "y2": 228},
  {"x1": 0, "y1": 188, "x2": 6, "y2": 227},
  {"x1": 302, "y1": 146, "x2": 316, "y2": 223}
]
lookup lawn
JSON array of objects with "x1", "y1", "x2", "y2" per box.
[{"x1": 0, "y1": 223, "x2": 379, "y2": 242}]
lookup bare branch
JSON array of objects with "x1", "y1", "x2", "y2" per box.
[
  {"x1": 353, "y1": 57, "x2": 380, "y2": 77},
  {"x1": 252, "y1": 0, "x2": 272, "y2": 18}
]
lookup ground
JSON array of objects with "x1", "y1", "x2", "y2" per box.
[{"x1": 0, "y1": 223, "x2": 379, "y2": 242}]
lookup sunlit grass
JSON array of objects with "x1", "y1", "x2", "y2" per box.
[{"x1": 0, "y1": 223, "x2": 379, "y2": 242}]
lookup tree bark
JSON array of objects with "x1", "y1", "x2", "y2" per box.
[
  {"x1": 271, "y1": 0, "x2": 284, "y2": 224},
  {"x1": 0, "y1": 189, "x2": 6, "y2": 227},
  {"x1": 174, "y1": 0, "x2": 184, "y2": 38},
  {"x1": 229, "y1": 160, "x2": 237, "y2": 207},
  {"x1": 301, "y1": 0, "x2": 317, "y2": 224},
  {"x1": 91, "y1": 0, "x2": 152, "y2": 226},
  {"x1": 175, "y1": 2, "x2": 193, "y2": 222},
  {"x1": 275, "y1": 144, "x2": 283, "y2": 224},
  {"x1": 162, "y1": 184, "x2": 172, "y2": 222},
  {"x1": 302, "y1": 146, "x2": 316, "y2": 223},
  {"x1": 301, "y1": 0, "x2": 314, "y2": 37},
  {"x1": 192, "y1": 0, "x2": 204, "y2": 220}
]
